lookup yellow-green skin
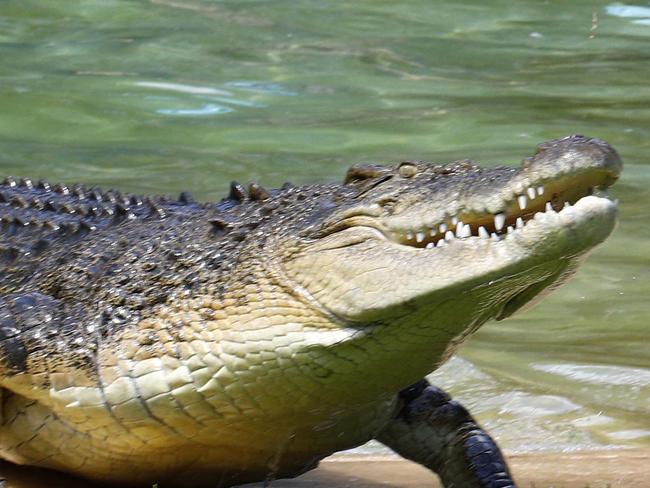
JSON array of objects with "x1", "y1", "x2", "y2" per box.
[{"x1": 0, "y1": 136, "x2": 621, "y2": 486}]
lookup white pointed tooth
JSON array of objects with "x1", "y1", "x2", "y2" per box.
[
  {"x1": 445, "y1": 230, "x2": 455, "y2": 241},
  {"x1": 429, "y1": 227, "x2": 437, "y2": 236},
  {"x1": 507, "y1": 226, "x2": 514, "y2": 234},
  {"x1": 416, "y1": 231, "x2": 425, "y2": 243},
  {"x1": 456, "y1": 221, "x2": 464, "y2": 235},
  {"x1": 537, "y1": 185, "x2": 544, "y2": 196},
  {"x1": 406, "y1": 231, "x2": 414, "y2": 240},
  {"x1": 494, "y1": 213, "x2": 506, "y2": 231},
  {"x1": 545, "y1": 202, "x2": 553, "y2": 212},
  {"x1": 460, "y1": 223, "x2": 471, "y2": 238},
  {"x1": 439, "y1": 223, "x2": 447, "y2": 233},
  {"x1": 516, "y1": 217, "x2": 524, "y2": 229},
  {"x1": 491, "y1": 232, "x2": 501, "y2": 241},
  {"x1": 478, "y1": 226, "x2": 490, "y2": 239},
  {"x1": 527, "y1": 187, "x2": 536, "y2": 199},
  {"x1": 451, "y1": 216, "x2": 459, "y2": 225},
  {"x1": 425, "y1": 242, "x2": 435, "y2": 249},
  {"x1": 517, "y1": 194, "x2": 527, "y2": 210},
  {"x1": 436, "y1": 239, "x2": 447, "y2": 247},
  {"x1": 564, "y1": 201, "x2": 571, "y2": 209}
]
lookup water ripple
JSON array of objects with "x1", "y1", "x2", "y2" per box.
[
  {"x1": 533, "y1": 363, "x2": 650, "y2": 387},
  {"x1": 606, "y1": 4, "x2": 650, "y2": 25},
  {"x1": 156, "y1": 104, "x2": 233, "y2": 116},
  {"x1": 134, "y1": 81, "x2": 232, "y2": 96},
  {"x1": 134, "y1": 80, "x2": 275, "y2": 116}
]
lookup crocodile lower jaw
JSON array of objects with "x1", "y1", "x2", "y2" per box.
[
  {"x1": 391, "y1": 183, "x2": 614, "y2": 249},
  {"x1": 395, "y1": 193, "x2": 617, "y2": 252}
]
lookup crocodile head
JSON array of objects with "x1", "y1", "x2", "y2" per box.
[{"x1": 277, "y1": 135, "x2": 620, "y2": 363}]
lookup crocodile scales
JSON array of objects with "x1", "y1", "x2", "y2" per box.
[{"x1": 0, "y1": 136, "x2": 621, "y2": 487}]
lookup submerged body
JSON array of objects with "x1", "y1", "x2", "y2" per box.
[{"x1": 0, "y1": 136, "x2": 621, "y2": 486}]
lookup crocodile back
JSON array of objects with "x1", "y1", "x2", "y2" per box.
[
  {"x1": 0, "y1": 177, "x2": 210, "y2": 292},
  {"x1": 0, "y1": 176, "x2": 234, "y2": 377}
]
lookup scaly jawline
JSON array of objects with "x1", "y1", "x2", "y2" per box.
[{"x1": 321, "y1": 191, "x2": 616, "y2": 255}]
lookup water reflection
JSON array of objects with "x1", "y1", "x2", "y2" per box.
[
  {"x1": 225, "y1": 81, "x2": 298, "y2": 96},
  {"x1": 156, "y1": 103, "x2": 234, "y2": 116},
  {"x1": 133, "y1": 80, "x2": 275, "y2": 116},
  {"x1": 134, "y1": 81, "x2": 233, "y2": 96},
  {"x1": 606, "y1": 4, "x2": 650, "y2": 25}
]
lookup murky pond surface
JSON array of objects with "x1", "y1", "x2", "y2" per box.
[{"x1": 0, "y1": 0, "x2": 648, "y2": 461}]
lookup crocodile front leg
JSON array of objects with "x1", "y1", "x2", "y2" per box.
[{"x1": 376, "y1": 380, "x2": 516, "y2": 488}]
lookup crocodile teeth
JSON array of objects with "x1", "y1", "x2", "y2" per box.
[
  {"x1": 517, "y1": 194, "x2": 527, "y2": 210},
  {"x1": 494, "y1": 213, "x2": 506, "y2": 231},
  {"x1": 398, "y1": 181, "x2": 595, "y2": 249}
]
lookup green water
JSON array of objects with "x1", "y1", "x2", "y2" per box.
[{"x1": 0, "y1": 0, "x2": 648, "y2": 455}]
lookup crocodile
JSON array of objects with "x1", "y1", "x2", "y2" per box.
[{"x1": 0, "y1": 135, "x2": 621, "y2": 487}]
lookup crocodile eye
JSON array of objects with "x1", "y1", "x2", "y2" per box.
[
  {"x1": 398, "y1": 162, "x2": 418, "y2": 178},
  {"x1": 345, "y1": 164, "x2": 391, "y2": 184}
]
